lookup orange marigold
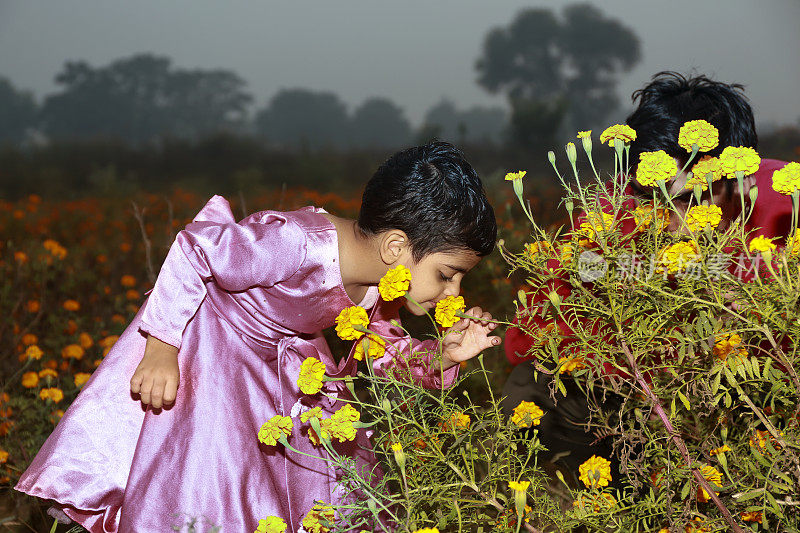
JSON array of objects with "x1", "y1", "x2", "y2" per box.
[{"x1": 63, "y1": 300, "x2": 80, "y2": 312}]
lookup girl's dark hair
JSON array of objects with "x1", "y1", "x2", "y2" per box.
[
  {"x1": 626, "y1": 71, "x2": 758, "y2": 183},
  {"x1": 358, "y1": 141, "x2": 497, "y2": 261}
]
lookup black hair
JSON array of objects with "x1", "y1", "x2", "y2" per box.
[
  {"x1": 625, "y1": 71, "x2": 757, "y2": 197},
  {"x1": 358, "y1": 141, "x2": 497, "y2": 261}
]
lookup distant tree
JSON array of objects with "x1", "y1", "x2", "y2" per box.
[
  {"x1": 349, "y1": 97, "x2": 412, "y2": 149},
  {"x1": 0, "y1": 77, "x2": 39, "y2": 145},
  {"x1": 475, "y1": 3, "x2": 640, "y2": 143},
  {"x1": 421, "y1": 99, "x2": 507, "y2": 145},
  {"x1": 422, "y1": 99, "x2": 462, "y2": 143},
  {"x1": 40, "y1": 54, "x2": 252, "y2": 143},
  {"x1": 254, "y1": 88, "x2": 350, "y2": 150}
]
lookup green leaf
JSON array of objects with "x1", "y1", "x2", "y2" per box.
[
  {"x1": 677, "y1": 390, "x2": 690, "y2": 411},
  {"x1": 734, "y1": 488, "x2": 764, "y2": 502},
  {"x1": 711, "y1": 369, "x2": 722, "y2": 396},
  {"x1": 680, "y1": 479, "x2": 691, "y2": 500}
]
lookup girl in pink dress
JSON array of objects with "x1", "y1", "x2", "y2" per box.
[{"x1": 15, "y1": 141, "x2": 500, "y2": 533}]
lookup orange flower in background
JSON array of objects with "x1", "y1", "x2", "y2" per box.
[
  {"x1": 112, "y1": 314, "x2": 126, "y2": 324},
  {"x1": 14, "y1": 251, "x2": 28, "y2": 264},
  {"x1": 120, "y1": 274, "x2": 137, "y2": 287},
  {"x1": 64, "y1": 320, "x2": 78, "y2": 335},
  {"x1": 25, "y1": 345, "x2": 44, "y2": 360},
  {"x1": 126, "y1": 289, "x2": 141, "y2": 301},
  {"x1": 39, "y1": 368, "x2": 58, "y2": 379},
  {"x1": 39, "y1": 388, "x2": 64, "y2": 403},
  {"x1": 22, "y1": 372, "x2": 39, "y2": 388},
  {"x1": 0, "y1": 450, "x2": 8, "y2": 464},
  {"x1": 119, "y1": 242, "x2": 132, "y2": 253},
  {"x1": 79, "y1": 332, "x2": 94, "y2": 349},
  {"x1": 43, "y1": 360, "x2": 58, "y2": 370},
  {"x1": 43, "y1": 239, "x2": 67, "y2": 260},
  {"x1": 50, "y1": 410, "x2": 65, "y2": 424},
  {"x1": 74, "y1": 373, "x2": 92, "y2": 388},
  {"x1": 61, "y1": 344, "x2": 85, "y2": 360},
  {"x1": 63, "y1": 299, "x2": 81, "y2": 312},
  {"x1": 21, "y1": 333, "x2": 38, "y2": 345},
  {"x1": 26, "y1": 300, "x2": 40, "y2": 313}
]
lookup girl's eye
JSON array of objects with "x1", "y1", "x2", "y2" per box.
[{"x1": 439, "y1": 272, "x2": 453, "y2": 282}]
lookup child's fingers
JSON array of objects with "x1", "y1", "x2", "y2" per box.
[
  {"x1": 163, "y1": 377, "x2": 179, "y2": 406},
  {"x1": 466, "y1": 306, "x2": 492, "y2": 326},
  {"x1": 130, "y1": 370, "x2": 143, "y2": 394},
  {"x1": 139, "y1": 376, "x2": 153, "y2": 406},
  {"x1": 150, "y1": 378, "x2": 165, "y2": 409}
]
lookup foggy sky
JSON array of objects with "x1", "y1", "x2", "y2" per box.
[{"x1": 1, "y1": 0, "x2": 798, "y2": 128}]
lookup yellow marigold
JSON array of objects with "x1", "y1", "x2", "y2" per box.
[
  {"x1": 771, "y1": 161, "x2": 800, "y2": 195},
  {"x1": 378, "y1": 264, "x2": 411, "y2": 301},
  {"x1": 38, "y1": 368, "x2": 58, "y2": 379},
  {"x1": 301, "y1": 504, "x2": 335, "y2": 533},
  {"x1": 709, "y1": 444, "x2": 731, "y2": 456},
  {"x1": 749, "y1": 429, "x2": 782, "y2": 452},
  {"x1": 25, "y1": 345, "x2": 44, "y2": 360},
  {"x1": 300, "y1": 406, "x2": 323, "y2": 423},
  {"x1": 257, "y1": 415, "x2": 293, "y2": 446},
  {"x1": 99, "y1": 335, "x2": 119, "y2": 348},
  {"x1": 696, "y1": 465, "x2": 722, "y2": 502},
  {"x1": 684, "y1": 518, "x2": 711, "y2": 532},
  {"x1": 573, "y1": 492, "x2": 616, "y2": 512},
  {"x1": 43, "y1": 239, "x2": 67, "y2": 259},
  {"x1": 74, "y1": 372, "x2": 91, "y2": 388},
  {"x1": 749, "y1": 235, "x2": 776, "y2": 256},
  {"x1": 719, "y1": 146, "x2": 761, "y2": 177},
  {"x1": 577, "y1": 130, "x2": 592, "y2": 139},
  {"x1": 632, "y1": 204, "x2": 669, "y2": 231},
  {"x1": 599, "y1": 124, "x2": 636, "y2": 146},
  {"x1": 578, "y1": 455, "x2": 612, "y2": 489},
  {"x1": 324, "y1": 404, "x2": 360, "y2": 442},
  {"x1": 524, "y1": 241, "x2": 551, "y2": 260},
  {"x1": 579, "y1": 211, "x2": 614, "y2": 241},
  {"x1": 508, "y1": 480, "x2": 530, "y2": 492},
  {"x1": 120, "y1": 274, "x2": 137, "y2": 287},
  {"x1": 353, "y1": 334, "x2": 386, "y2": 361},
  {"x1": 684, "y1": 205, "x2": 722, "y2": 232},
  {"x1": 21, "y1": 372, "x2": 39, "y2": 388},
  {"x1": 21, "y1": 333, "x2": 38, "y2": 345},
  {"x1": 740, "y1": 511, "x2": 762, "y2": 523},
  {"x1": 334, "y1": 306, "x2": 369, "y2": 340},
  {"x1": 504, "y1": 170, "x2": 526, "y2": 181},
  {"x1": 678, "y1": 120, "x2": 719, "y2": 152},
  {"x1": 558, "y1": 355, "x2": 586, "y2": 374},
  {"x1": 297, "y1": 357, "x2": 326, "y2": 395},
  {"x1": 440, "y1": 411, "x2": 471, "y2": 431},
  {"x1": 434, "y1": 295, "x2": 465, "y2": 328},
  {"x1": 255, "y1": 516, "x2": 287, "y2": 533},
  {"x1": 61, "y1": 344, "x2": 85, "y2": 360},
  {"x1": 713, "y1": 333, "x2": 747, "y2": 361},
  {"x1": 62, "y1": 299, "x2": 80, "y2": 312},
  {"x1": 636, "y1": 150, "x2": 678, "y2": 187},
  {"x1": 560, "y1": 243, "x2": 575, "y2": 262},
  {"x1": 39, "y1": 388, "x2": 64, "y2": 403},
  {"x1": 658, "y1": 241, "x2": 701, "y2": 274},
  {"x1": 511, "y1": 401, "x2": 544, "y2": 428},
  {"x1": 412, "y1": 529, "x2": 440, "y2": 533},
  {"x1": 0, "y1": 449, "x2": 8, "y2": 464},
  {"x1": 787, "y1": 231, "x2": 800, "y2": 256},
  {"x1": 686, "y1": 156, "x2": 723, "y2": 190},
  {"x1": 78, "y1": 332, "x2": 93, "y2": 349}
]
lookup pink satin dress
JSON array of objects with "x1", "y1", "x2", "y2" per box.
[{"x1": 15, "y1": 196, "x2": 458, "y2": 532}]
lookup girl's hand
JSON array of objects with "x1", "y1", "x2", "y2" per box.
[
  {"x1": 440, "y1": 306, "x2": 501, "y2": 370},
  {"x1": 130, "y1": 335, "x2": 180, "y2": 409}
]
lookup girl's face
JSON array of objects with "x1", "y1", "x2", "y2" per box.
[{"x1": 396, "y1": 249, "x2": 481, "y2": 315}]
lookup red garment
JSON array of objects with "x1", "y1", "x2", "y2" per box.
[{"x1": 505, "y1": 158, "x2": 793, "y2": 366}]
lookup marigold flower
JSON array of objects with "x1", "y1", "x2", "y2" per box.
[
  {"x1": 0, "y1": 449, "x2": 8, "y2": 464},
  {"x1": 578, "y1": 211, "x2": 615, "y2": 241},
  {"x1": 63, "y1": 299, "x2": 80, "y2": 312},
  {"x1": 21, "y1": 333, "x2": 38, "y2": 345},
  {"x1": 61, "y1": 344, "x2": 85, "y2": 360},
  {"x1": 25, "y1": 345, "x2": 44, "y2": 360},
  {"x1": 412, "y1": 529, "x2": 440, "y2": 533},
  {"x1": 43, "y1": 239, "x2": 67, "y2": 259},
  {"x1": 719, "y1": 146, "x2": 761, "y2": 177},
  {"x1": 636, "y1": 150, "x2": 678, "y2": 187},
  {"x1": 657, "y1": 241, "x2": 701, "y2": 274},
  {"x1": 257, "y1": 415, "x2": 293, "y2": 446},
  {"x1": 26, "y1": 300, "x2": 40, "y2": 313},
  {"x1": 678, "y1": 120, "x2": 719, "y2": 152},
  {"x1": 558, "y1": 355, "x2": 586, "y2": 374},
  {"x1": 254, "y1": 516, "x2": 287, "y2": 533},
  {"x1": 696, "y1": 465, "x2": 722, "y2": 502},
  {"x1": 713, "y1": 333, "x2": 747, "y2": 361},
  {"x1": 38, "y1": 368, "x2": 58, "y2": 379},
  {"x1": 749, "y1": 429, "x2": 782, "y2": 452},
  {"x1": 771, "y1": 161, "x2": 800, "y2": 195},
  {"x1": 787, "y1": 231, "x2": 800, "y2": 256},
  {"x1": 74, "y1": 373, "x2": 91, "y2": 388},
  {"x1": 577, "y1": 130, "x2": 592, "y2": 139},
  {"x1": 440, "y1": 411, "x2": 471, "y2": 431},
  {"x1": 686, "y1": 156, "x2": 723, "y2": 190},
  {"x1": 749, "y1": 235, "x2": 776, "y2": 256},
  {"x1": 599, "y1": 124, "x2": 636, "y2": 146},
  {"x1": 99, "y1": 335, "x2": 120, "y2": 348},
  {"x1": 524, "y1": 241, "x2": 551, "y2": 260},
  {"x1": 334, "y1": 306, "x2": 369, "y2": 340},
  {"x1": 508, "y1": 480, "x2": 530, "y2": 492},
  {"x1": 14, "y1": 251, "x2": 28, "y2": 264},
  {"x1": 22, "y1": 372, "x2": 39, "y2": 388},
  {"x1": 125, "y1": 289, "x2": 140, "y2": 301},
  {"x1": 434, "y1": 295, "x2": 466, "y2": 328},
  {"x1": 709, "y1": 444, "x2": 731, "y2": 456},
  {"x1": 740, "y1": 511, "x2": 762, "y2": 523},
  {"x1": 39, "y1": 388, "x2": 64, "y2": 403},
  {"x1": 511, "y1": 401, "x2": 544, "y2": 428},
  {"x1": 560, "y1": 243, "x2": 575, "y2": 262},
  {"x1": 578, "y1": 455, "x2": 612, "y2": 489},
  {"x1": 378, "y1": 265, "x2": 411, "y2": 301},
  {"x1": 301, "y1": 504, "x2": 335, "y2": 533},
  {"x1": 120, "y1": 274, "x2": 137, "y2": 287},
  {"x1": 297, "y1": 357, "x2": 326, "y2": 395},
  {"x1": 573, "y1": 492, "x2": 616, "y2": 512},
  {"x1": 685, "y1": 205, "x2": 722, "y2": 232},
  {"x1": 300, "y1": 406, "x2": 323, "y2": 423},
  {"x1": 632, "y1": 204, "x2": 669, "y2": 231},
  {"x1": 504, "y1": 170, "x2": 526, "y2": 181},
  {"x1": 353, "y1": 334, "x2": 386, "y2": 361},
  {"x1": 323, "y1": 404, "x2": 360, "y2": 443}
]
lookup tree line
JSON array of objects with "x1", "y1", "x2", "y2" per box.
[{"x1": 1, "y1": 4, "x2": 643, "y2": 151}]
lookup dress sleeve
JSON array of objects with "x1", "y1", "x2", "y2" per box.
[
  {"x1": 366, "y1": 299, "x2": 460, "y2": 389},
  {"x1": 139, "y1": 203, "x2": 307, "y2": 349}
]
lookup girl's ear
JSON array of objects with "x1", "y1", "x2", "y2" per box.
[{"x1": 379, "y1": 229, "x2": 409, "y2": 265}]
